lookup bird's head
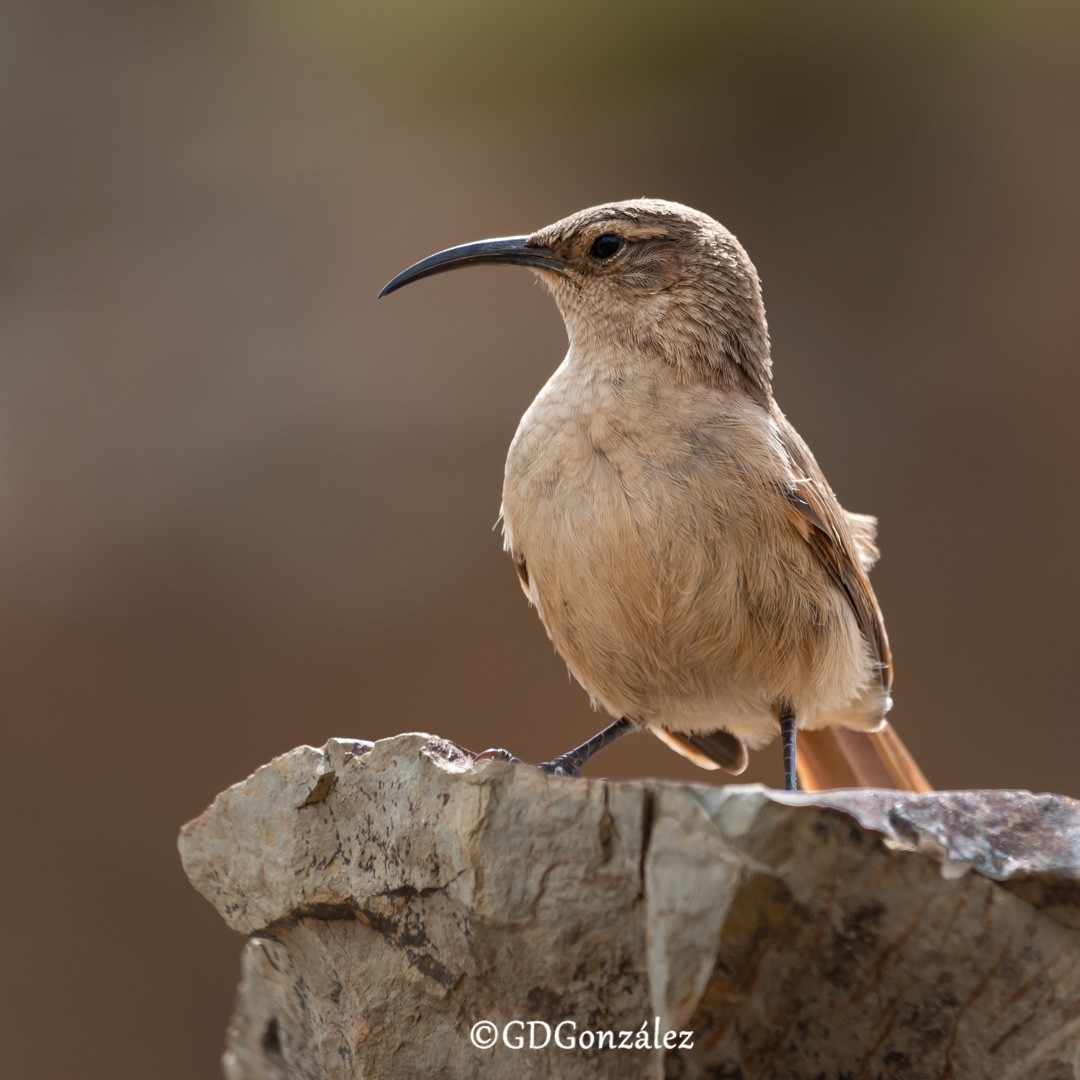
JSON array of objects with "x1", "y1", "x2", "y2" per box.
[{"x1": 380, "y1": 199, "x2": 772, "y2": 398}]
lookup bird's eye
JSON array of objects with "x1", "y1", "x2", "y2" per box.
[{"x1": 590, "y1": 233, "x2": 624, "y2": 261}]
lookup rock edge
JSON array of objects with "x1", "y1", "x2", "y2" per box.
[{"x1": 180, "y1": 733, "x2": 1080, "y2": 1079}]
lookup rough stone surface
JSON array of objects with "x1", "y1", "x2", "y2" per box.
[{"x1": 179, "y1": 734, "x2": 1080, "y2": 1079}]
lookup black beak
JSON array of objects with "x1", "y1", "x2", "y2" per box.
[{"x1": 378, "y1": 235, "x2": 565, "y2": 298}]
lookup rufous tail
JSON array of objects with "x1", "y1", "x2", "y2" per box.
[{"x1": 797, "y1": 723, "x2": 931, "y2": 792}]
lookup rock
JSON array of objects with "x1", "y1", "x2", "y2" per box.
[{"x1": 179, "y1": 734, "x2": 1080, "y2": 1079}]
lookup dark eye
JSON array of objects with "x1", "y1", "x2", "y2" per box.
[{"x1": 590, "y1": 233, "x2": 624, "y2": 260}]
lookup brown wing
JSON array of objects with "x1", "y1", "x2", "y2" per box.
[
  {"x1": 654, "y1": 727, "x2": 749, "y2": 773},
  {"x1": 774, "y1": 412, "x2": 892, "y2": 696},
  {"x1": 773, "y1": 412, "x2": 933, "y2": 790}
]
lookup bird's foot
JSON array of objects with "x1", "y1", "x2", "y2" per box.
[
  {"x1": 474, "y1": 747, "x2": 582, "y2": 777},
  {"x1": 537, "y1": 754, "x2": 583, "y2": 777},
  {"x1": 473, "y1": 747, "x2": 523, "y2": 765},
  {"x1": 474, "y1": 717, "x2": 635, "y2": 777}
]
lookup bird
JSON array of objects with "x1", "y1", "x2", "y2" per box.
[{"x1": 379, "y1": 199, "x2": 929, "y2": 792}]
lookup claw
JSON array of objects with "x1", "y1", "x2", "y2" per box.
[{"x1": 473, "y1": 748, "x2": 523, "y2": 765}]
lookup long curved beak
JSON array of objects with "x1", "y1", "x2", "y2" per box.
[{"x1": 378, "y1": 236, "x2": 565, "y2": 298}]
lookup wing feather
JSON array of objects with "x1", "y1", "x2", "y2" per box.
[
  {"x1": 654, "y1": 727, "x2": 749, "y2": 773},
  {"x1": 774, "y1": 413, "x2": 892, "y2": 695}
]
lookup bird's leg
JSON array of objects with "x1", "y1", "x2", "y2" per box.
[
  {"x1": 539, "y1": 717, "x2": 635, "y2": 777},
  {"x1": 474, "y1": 717, "x2": 634, "y2": 776},
  {"x1": 779, "y1": 706, "x2": 798, "y2": 791}
]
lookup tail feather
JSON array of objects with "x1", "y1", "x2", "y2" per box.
[{"x1": 797, "y1": 723, "x2": 931, "y2": 792}]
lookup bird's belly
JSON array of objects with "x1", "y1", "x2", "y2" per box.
[{"x1": 501, "y1": 404, "x2": 875, "y2": 745}]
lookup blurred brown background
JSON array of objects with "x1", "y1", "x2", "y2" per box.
[{"x1": 3, "y1": 1, "x2": 1078, "y2": 1076}]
